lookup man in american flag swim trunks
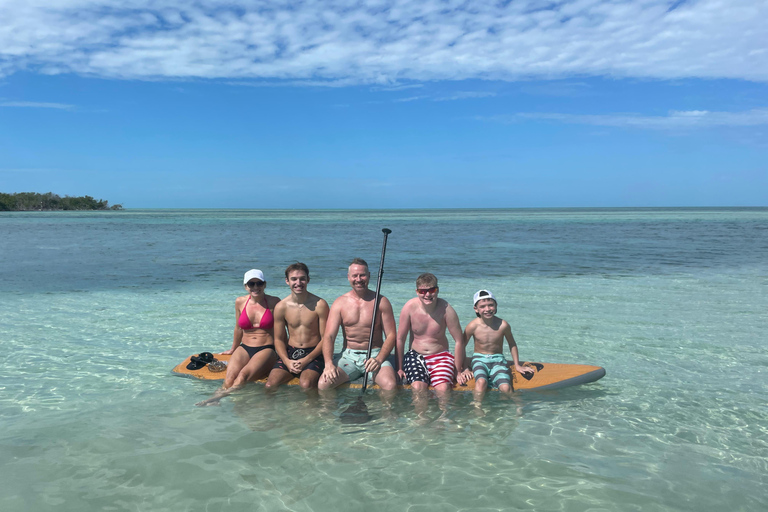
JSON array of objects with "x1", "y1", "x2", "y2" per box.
[{"x1": 396, "y1": 273, "x2": 473, "y2": 416}]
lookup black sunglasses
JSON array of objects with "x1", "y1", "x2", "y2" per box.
[{"x1": 246, "y1": 280, "x2": 265, "y2": 288}]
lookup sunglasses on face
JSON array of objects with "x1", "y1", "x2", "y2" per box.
[
  {"x1": 416, "y1": 286, "x2": 438, "y2": 295},
  {"x1": 247, "y1": 281, "x2": 265, "y2": 288}
]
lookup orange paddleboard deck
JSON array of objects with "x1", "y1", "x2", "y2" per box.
[{"x1": 172, "y1": 353, "x2": 605, "y2": 392}]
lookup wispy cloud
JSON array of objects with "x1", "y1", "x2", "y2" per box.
[
  {"x1": 393, "y1": 95, "x2": 430, "y2": 103},
  {"x1": 0, "y1": 101, "x2": 74, "y2": 110},
  {"x1": 390, "y1": 90, "x2": 495, "y2": 103},
  {"x1": 370, "y1": 84, "x2": 424, "y2": 92},
  {"x1": 481, "y1": 108, "x2": 768, "y2": 130},
  {"x1": 224, "y1": 78, "x2": 364, "y2": 88},
  {"x1": 434, "y1": 91, "x2": 496, "y2": 101},
  {"x1": 0, "y1": 1, "x2": 766, "y2": 83}
]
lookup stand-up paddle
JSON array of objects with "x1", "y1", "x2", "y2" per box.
[{"x1": 340, "y1": 228, "x2": 392, "y2": 424}]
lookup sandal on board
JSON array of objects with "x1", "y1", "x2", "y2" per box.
[{"x1": 186, "y1": 351, "x2": 216, "y2": 370}]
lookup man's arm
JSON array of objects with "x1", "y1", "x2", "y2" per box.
[
  {"x1": 462, "y1": 320, "x2": 477, "y2": 358},
  {"x1": 504, "y1": 322, "x2": 533, "y2": 374},
  {"x1": 366, "y1": 296, "x2": 397, "y2": 372}
]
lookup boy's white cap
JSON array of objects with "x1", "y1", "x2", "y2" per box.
[
  {"x1": 243, "y1": 269, "x2": 266, "y2": 284},
  {"x1": 473, "y1": 289, "x2": 496, "y2": 306}
]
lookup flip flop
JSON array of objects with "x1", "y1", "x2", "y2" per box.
[
  {"x1": 186, "y1": 352, "x2": 216, "y2": 370},
  {"x1": 186, "y1": 356, "x2": 206, "y2": 370}
]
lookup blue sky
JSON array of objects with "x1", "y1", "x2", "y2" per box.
[{"x1": 1, "y1": 0, "x2": 766, "y2": 208}]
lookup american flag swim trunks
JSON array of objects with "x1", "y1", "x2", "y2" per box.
[{"x1": 402, "y1": 349, "x2": 455, "y2": 387}]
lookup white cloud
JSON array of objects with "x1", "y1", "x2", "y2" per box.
[
  {"x1": 392, "y1": 95, "x2": 429, "y2": 103},
  {"x1": 482, "y1": 108, "x2": 768, "y2": 129},
  {"x1": 0, "y1": 1, "x2": 766, "y2": 83},
  {"x1": 433, "y1": 91, "x2": 496, "y2": 101},
  {"x1": 370, "y1": 83, "x2": 424, "y2": 92},
  {"x1": 0, "y1": 100, "x2": 74, "y2": 109}
]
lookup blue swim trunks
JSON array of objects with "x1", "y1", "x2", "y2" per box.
[
  {"x1": 335, "y1": 348, "x2": 393, "y2": 381},
  {"x1": 471, "y1": 353, "x2": 511, "y2": 389}
]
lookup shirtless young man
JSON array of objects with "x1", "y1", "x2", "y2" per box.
[
  {"x1": 464, "y1": 289, "x2": 533, "y2": 404},
  {"x1": 265, "y1": 262, "x2": 330, "y2": 390},
  {"x1": 396, "y1": 273, "x2": 473, "y2": 412},
  {"x1": 318, "y1": 258, "x2": 398, "y2": 391}
]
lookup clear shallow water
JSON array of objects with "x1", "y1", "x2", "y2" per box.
[{"x1": 0, "y1": 208, "x2": 766, "y2": 511}]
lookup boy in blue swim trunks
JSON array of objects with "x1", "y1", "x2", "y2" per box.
[{"x1": 464, "y1": 290, "x2": 534, "y2": 404}]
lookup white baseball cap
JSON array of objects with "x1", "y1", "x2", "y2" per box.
[
  {"x1": 473, "y1": 289, "x2": 496, "y2": 306},
  {"x1": 243, "y1": 269, "x2": 266, "y2": 284}
]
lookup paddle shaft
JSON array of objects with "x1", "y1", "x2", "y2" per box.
[{"x1": 360, "y1": 228, "x2": 392, "y2": 393}]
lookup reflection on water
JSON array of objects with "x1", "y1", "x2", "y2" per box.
[{"x1": 1, "y1": 208, "x2": 767, "y2": 511}]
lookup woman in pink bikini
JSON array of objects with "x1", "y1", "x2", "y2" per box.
[{"x1": 197, "y1": 269, "x2": 280, "y2": 406}]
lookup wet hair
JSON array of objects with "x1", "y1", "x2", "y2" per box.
[
  {"x1": 285, "y1": 262, "x2": 309, "y2": 280},
  {"x1": 416, "y1": 273, "x2": 438, "y2": 288},
  {"x1": 349, "y1": 258, "x2": 369, "y2": 270},
  {"x1": 474, "y1": 290, "x2": 497, "y2": 317}
]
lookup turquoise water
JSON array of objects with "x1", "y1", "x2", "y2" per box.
[{"x1": 0, "y1": 208, "x2": 766, "y2": 511}]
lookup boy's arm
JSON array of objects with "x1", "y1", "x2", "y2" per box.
[
  {"x1": 446, "y1": 305, "x2": 472, "y2": 384},
  {"x1": 504, "y1": 322, "x2": 533, "y2": 374},
  {"x1": 395, "y1": 302, "x2": 412, "y2": 379},
  {"x1": 273, "y1": 301, "x2": 290, "y2": 365},
  {"x1": 310, "y1": 299, "x2": 330, "y2": 361},
  {"x1": 320, "y1": 299, "x2": 343, "y2": 382}
]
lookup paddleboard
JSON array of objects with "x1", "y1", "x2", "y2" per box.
[{"x1": 172, "y1": 353, "x2": 605, "y2": 391}]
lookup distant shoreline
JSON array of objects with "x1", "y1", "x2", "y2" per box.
[
  {"x1": 0, "y1": 192, "x2": 122, "y2": 211},
  {"x1": 79, "y1": 206, "x2": 766, "y2": 211}
]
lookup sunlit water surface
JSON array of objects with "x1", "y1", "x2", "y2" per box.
[{"x1": 0, "y1": 208, "x2": 766, "y2": 511}]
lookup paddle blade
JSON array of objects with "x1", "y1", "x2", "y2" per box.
[{"x1": 340, "y1": 396, "x2": 372, "y2": 424}]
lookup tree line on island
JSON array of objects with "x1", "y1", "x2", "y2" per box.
[{"x1": 0, "y1": 192, "x2": 122, "y2": 211}]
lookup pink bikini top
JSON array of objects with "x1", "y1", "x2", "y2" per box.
[{"x1": 237, "y1": 296, "x2": 274, "y2": 330}]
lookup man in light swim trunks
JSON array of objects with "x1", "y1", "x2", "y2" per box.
[
  {"x1": 464, "y1": 289, "x2": 534, "y2": 404},
  {"x1": 396, "y1": 273, "x2": 472, "y2": 415},
  {"x1": 266, "y1": 262, "x2": 330, "y2": 390},
  {"x1": 319, "y1": 258, "x2": 398, "y2": 391}
]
